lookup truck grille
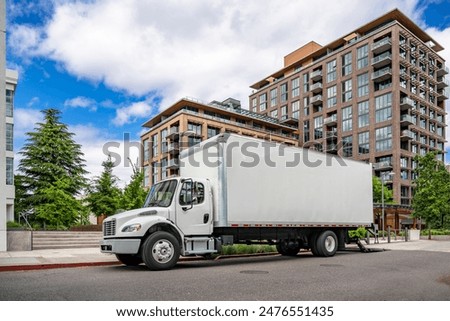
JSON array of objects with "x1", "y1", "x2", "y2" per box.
[{"x1": 103, "y1": 219, "x2": 116, "y2": 236}]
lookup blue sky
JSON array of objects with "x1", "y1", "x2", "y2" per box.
[{"x1": 6, "y1": 0, "x2": 450, "y2": 184}]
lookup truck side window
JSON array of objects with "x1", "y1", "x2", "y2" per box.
[{"x1": 179, "y1": 182, "x2": 204, "y2": 206}]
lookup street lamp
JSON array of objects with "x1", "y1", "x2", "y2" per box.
[{"x1": 380, "y1": 171, "x2": 395, "y2": 240}]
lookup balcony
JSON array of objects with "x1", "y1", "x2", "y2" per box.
[
  {"x1": 400, "y1": 97, "x2": 414, "y2": 111},
  {"x1": 373, "y1": 161, "x2": 393, "y2": 171},
  {"x1": 167, "y1": 127, "x2": 180, "y2": 140},
  {"x1": 280, "y1": 114, "x2": 299, "y2": 125},
  {"x1": 400, "y1": 130, "x2": 414, "y2": 141},
  {"x1": 167, "y1": 143, "x2": 179, "y2": 154},
  {"x1": 326, "y1": 130, "x2": 338, "y2": 138},
  {"x1": 310, "y1": 70, "x2": 322, "y2": 81},
  {"x1": 371, "y1": 67, "x2": 392, "y2": 82},
  {"x1": 437, "y1": 89, "x2": 449, "y2": 101},
  {"x1": 437, "y1": 65, "x2": 449, "y2": 77},
  {"x1": 167, "y1": 158, "x2": 180, "y2": 169},
  {"x1": 325, "y1": 143, "x2": 338, "y2": 154},
  {"x1": 371, "y1": 37, "x2": 391, "y2": 54},
  {"x1": 436, "y1": 77, "x2": 449, "y2": 89},
  {"x1": 310, "y1": 82, "x2": 323, "y2": 94},
  {"x1": 323, "y1": 114, "x2": 337, "y2": 126},
  {"x1": 400, "y1": 114, "x2": 414, "y2": 125},
  {"x1": 371, "y1": 52, "x2": 392, "y2": 68},
  {"x1": 310, "y1": 94, "x2": 323, "y2": 106}
]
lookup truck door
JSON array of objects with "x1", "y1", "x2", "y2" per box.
[{"x1": 175, "y1": 179, "x2": 213, "y2": 236}]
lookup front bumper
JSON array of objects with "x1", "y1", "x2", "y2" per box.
[{"x1": 100, "y1": 238, "x2": 141, "y2": 254}]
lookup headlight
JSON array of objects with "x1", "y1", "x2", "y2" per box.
[{"x1": 121, "y1": 223, "x2": 142, "y2": 233}]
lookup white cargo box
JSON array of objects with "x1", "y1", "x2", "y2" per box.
[{"x1": 180, "y1": 134, "x2": 373, "y2": 228}]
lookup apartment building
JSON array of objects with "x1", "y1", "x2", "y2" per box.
[
  {"x1": 141, "y1": 97, "x2": 299, "y2": 186},
  {"x1": 1, "y1": 1, "x2": 19, "y2": 251},
  {"x1": 249, "y1": 9, "x2": 448, "y2": 207}
]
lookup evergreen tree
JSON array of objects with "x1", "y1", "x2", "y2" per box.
[
  {"x1": 86, "y1": 155, "x2": 122, "y2": 217},
  {"x1": 16, "y1": 108, "x2": 88, "y2": 227},
  {"x1": 121, "y1": 161, "x2": 148, "y2": 210},
  {"x1": 412, "y1": 152, "x2": 450, "y2": 229}
]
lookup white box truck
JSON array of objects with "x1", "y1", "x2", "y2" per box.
[{"x1": 101, "y1": 134, "x2": 373, "y2": 270}]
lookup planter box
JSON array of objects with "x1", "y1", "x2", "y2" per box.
[
  {"x1": 408, "y1": 229, "x2": 420, "y2": 241},
  {"x1": 7, "y1": 230, "x2": 32, "y2": 251}
]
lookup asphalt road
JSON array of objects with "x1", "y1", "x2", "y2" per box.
[{"x1": 1, "y1": 248, "x2": 450, "y2": 301}]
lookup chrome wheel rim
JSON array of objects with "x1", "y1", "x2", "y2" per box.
[
  {"x1": 152, "y1": 239, "x2": 174, "y2": 264},
  {"x1": 324, "y1": 235, "x2": 336, "y2": 253}
]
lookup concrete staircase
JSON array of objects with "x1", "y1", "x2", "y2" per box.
[{"x1": 32, "y1": 231, "x2": 102, "y2": 250}]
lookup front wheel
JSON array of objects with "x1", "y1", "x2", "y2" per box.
[
  {"x1": 115, "y1": 254, "x2": 142, "y2": 266},
  {"x1": 141, "y1": 231, "x2": 180, "y2": 270}
]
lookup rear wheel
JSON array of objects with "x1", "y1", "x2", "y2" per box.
[
  {"x1": 309, "y1": 233, "x2": 320, "y2": 256},
  {"x1": 141, "y1": 231, "x2": 180, "y2": 270},
  {"x1": 115, "y1": 254, "x2": 142, "y2": 266},
  {"x1": 276, "y1": 240, "x2": 300, "y2": 256},
  {"x1": 316, "y1": 230, "x2": 338, "y2": 257}
]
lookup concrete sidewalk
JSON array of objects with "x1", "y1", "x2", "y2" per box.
[{"x1": 0, "y1": 238, "x2": 449, "y2": 272}]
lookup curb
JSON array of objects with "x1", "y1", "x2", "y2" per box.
[{"x1": 0, "y1": 261, "x2": 121, "y2": 272}]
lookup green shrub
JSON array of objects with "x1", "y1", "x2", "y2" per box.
[
  {"x1": 221, "y1": 244, "x2": 276, "y2": 255},
  {"x1": 7, "y1": 221, "x2": 22, "y2": 229},
  {"x1": 348, "y1": 227, "x2": 367, "y2": 239},
  {"x1": 420, "y1": 229, "x2": 450, "y2": 236}
]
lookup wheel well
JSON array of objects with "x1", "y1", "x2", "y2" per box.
[{"x1": 140, "y1": 224, "x2": 182, "y2": 253}]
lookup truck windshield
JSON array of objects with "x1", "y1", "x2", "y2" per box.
[{"x1": 144, "y1": 179, "x2": 178, "y2": 208}]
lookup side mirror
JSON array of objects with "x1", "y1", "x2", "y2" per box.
[{"x1": 181, "y1": 178, "x2": 194, "y2": 211}]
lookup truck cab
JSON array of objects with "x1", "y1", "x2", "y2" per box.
[{"x1": 100, "y1": 177, "x2": 217, "y2": 270}]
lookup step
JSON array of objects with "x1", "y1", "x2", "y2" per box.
[{"x1": 31, "y1": 231, "x2": 103, "y2": 250}]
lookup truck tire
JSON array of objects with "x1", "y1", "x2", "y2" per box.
[
  {"x1": 115, "y1": 254, "x2": 142, "y2": 266},
  {"x1": 316, "y1": 230, "x2": 338, "y2": 257},
  {"x1": 276, "y1": 240, "x2": 300, "y2": 256},
  {"x1": 309, "y1": 233, "x2": 320, "y2": 256},
  {"x1": 141, "y1": 231, "x2": 180, "y2": 270}
]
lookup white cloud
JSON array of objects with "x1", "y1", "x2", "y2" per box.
[
  {"x1": 9, "y1": 0, "x2": 422, "y2": 109},
  {"x1": 70, "y1": 124, "x2": 139, "y2": 187},
  {"x1": 64, "y1": 96, "x2": 97, "y2": 111},
  {"x1": 14, "y1": 108, "x2": 43, "y2": 139},
  {"x1": 112, "y1": 100, "x2": 153, "y2": 126}
]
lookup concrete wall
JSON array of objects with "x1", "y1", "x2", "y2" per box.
[{"x1": 7, "y1": 230, "x2": 32, "y2": 251}]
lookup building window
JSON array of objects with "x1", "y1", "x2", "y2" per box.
[
  {"x1": 251, "y1": 98, "x2": 257, "y2": 112},
  {"x1": 342, "y1": 79, "x2": 352, "y2": 102},
  {"x1": 358, "y1": 100, "x2": 369, "y2": 128},
  {"x1": 161, "y1": 128, "x2": 168, "y2": 153},
  {"x1": 160, "y1": 158, "x2": 167, "y2": 180},
  {"x1": 280, "y1": 83, "x2": 288, "y2": 103},
  {"x1": 151, "y1": 133, "x2": 158, "y2": 157},
  {"x1": 143, "y1": 165, "x2": 149, "y2": 187},
  {"x1": 303, "y1": 97, "x2": 309, "y2": 116},
  {"x1": 375, "y1": 126, "x2": 392, "y2": 152},
  {"x1": 6, "y1": 157, "x2": 13, "y2": 185},
  {"x1": 303, "y1": 120, "x2": 310, "y2": 143},
  {"x1": 6, "y1": 90, "x2": 13, "y2": 117},
  {"x1": 343, "y1": 136, "x2": 353, "y2": 157},
  {"x1": 207, "y1": 126, "x2": 220, "y2": 139},
  {"x1": 271, "y1": 109, "x2": 278, "y2": 118},
  {"x1": 375, "y1": 78, "x2": 392, "y2": 91},
  {"x1": 358, "y1": 132, "x2": 370, "y2": 154},
  {"x1": 342, "y1": 52, "x2": 352, "y2": 76},
  {"x1": 143, "y1": 139, "x2": 150, "y2": 161},
  {"x1": 357, "y1": 44, "x2": 368, "y2": 69},
  {"x1": 292, "y1": 78, "x2": 300, "y2": 97},
  {"x1": 314, "y1": 116, "x2": 323, "y2": 139},
  {"x1": 375, "y1": 93, "x2": 392, "y2": 123},
  {"x1": 259, "y1": 93, "x2": 267, "y2": 111},
  {"x1": 281, "y1": 105, "x2": 288, "y2": 118},
  {"x1": 6, "y1": 123, "x2": 13, "y2": 151},
  {"x1": 357, "y1": 73, "x2": 369, "y2": 97},
  {"x1": 187, "y1": 122, "x2": 202, "y2": 135},
  {"x1": 342, "y1": 106, "x2": 352, "y2": 132},
  {"x1": 303, "y1": 73, "x2": 309, "y2": 92},
  {"x1": 327, "y1": 85, "x2": 337, "y2": 108},
  {"x1": 270, "y1": 88, "x2": 277, "y2": 107},
  {"x1": 326, "y1": 59, "x2": 337, "y2": 83},
  {"x1": 292, "y1": 101, "x2": 300, "y2": 119},
  {"x1": 151, "y1": 162, "x2": 158, "y2": 185}
]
